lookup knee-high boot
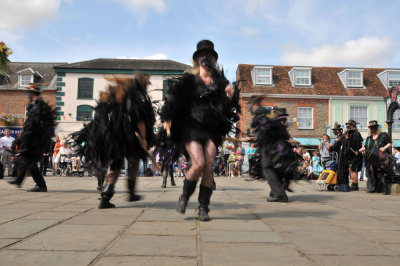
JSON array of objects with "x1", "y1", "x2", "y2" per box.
[
  {"x1": 127, "y1": 178, "x2": 142, "y2": 202},
  {"x1": 99, "y1": 184, "x2": 115, "y2": 209},
  {"x1": 177, "y1": 179, "x2": 197, "y2": 214},
  {"x1": 170, "y1": 166, "x2": 176, "y2": 186},
  {"x1": 198, "y1": 185, "x2": 213, "y2": 221},
  {"x1": 161, "y1": 168, "x2": 167, "y2": 188}
]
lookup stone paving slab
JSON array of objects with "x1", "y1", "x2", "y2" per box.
[
  {"x1": 0, "y1": 250, "x2": 99, "y2": 266},
  {"x1": 309, "y1": 255, "x2": 400, "y2": 266},
  {"x1": 201, "y1": 230, "x2": 285, "y2": 243},
  {"x1": 10, "y1": 224, "x2": 124, "y2": 251},
  {"x1": 126, "y1": 221, "x2": 197, "y2": 236},
  {"x1": 105, "y1": 235, "x2": 197, "y2": 257},
  {"x1": 95, "y1": 255, "x2": 197, "y2": 266},
  {"x1": 0, "y1": 175, "x2": 399, "y2": 265},
  {"x1": 201, "y1": 242, "x2": 312, "y2": 266},
  {"x1": 0, "y1": 219, "x2": 60, "y2": 238}
]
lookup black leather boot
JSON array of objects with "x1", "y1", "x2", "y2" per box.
[
  {"x1": 383, "y1": 184, "x2": 390, "y2": 195},
  {"x1": 99, "y1": 184, "x2": 115, "y2": 209},
  {"x1": 171, "y1": 176, "x2": 176, "y2": 186},
  {"x1": 350, "y1": 183, "x2": 359, "y2": 191},
  {"x1": 8, "y1": 177, "x2": 23, "y2": 188},
  {"x1": 127, "y1": 178, "x2": 142, "y2": 202},
  {"x1": 198, "y1": 185, "x2": 213, "y2": 221},
  {"x1": 177, "y1": 179, "x2": 197, "y2": 214},
  {"x1": 161, "y1": 176, "x2": 167, "y2": 188}
]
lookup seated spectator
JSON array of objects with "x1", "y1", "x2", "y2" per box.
[
  {"x1": 228, "y1": 150, "x2": 236, "y2": 177},
  {"x1": 235, "y1": 150, "x2": 244, "y2": 177}
]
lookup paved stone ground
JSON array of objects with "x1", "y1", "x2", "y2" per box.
[{"x1": 0, "y1": 175, "x2": 399, "y2": 266}]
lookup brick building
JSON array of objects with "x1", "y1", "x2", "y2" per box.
[
  {"x1": 236, "y1": 65, "x2": 397, "y2": 148},
  {"x1": 0, "y1": 62, "x2": 65, "y2": 132}
]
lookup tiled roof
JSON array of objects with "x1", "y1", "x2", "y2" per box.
[
  {"x1": 237, "y1": 64, "x2": 387, "y2": 97},
  {"x1": 1, "y1": 62, "x2": 66, "y2": 90},
  {"x1": 54, "y1": 58, "x2": 191, "y2": 71}
]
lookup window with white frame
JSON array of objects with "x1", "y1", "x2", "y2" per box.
[
  {"x1": 298, "y1": 107, "x2": 313, "y2": 129},
  {"x1": 350, "y1": 106, "x2": 368, "y2": 129},
  {"x1": 393, "y1": 109, "x2": 400, "y2": 130},
  {"x1": 347, "y1": 71, "x2": 362, "y2": 87},
  {"x1": 19, "y1": 75, "x2": 33, "y2": 86},
  {"x1": 252, "y1": 67, "x2": 272, "y2": 85},
  {"x1": 295, "y1": 69, "x2": 311, "y2": 86},
  {"x1": 389, "y1": 72, "x2": 400, "y2": 88}
]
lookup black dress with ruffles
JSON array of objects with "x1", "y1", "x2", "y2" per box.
[{"x1": 160, "y1": 71, "x2": 240, "y2": 149}]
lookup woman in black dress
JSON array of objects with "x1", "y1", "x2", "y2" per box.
[
  {"x1": 161, "y1": 40, "x2": 240, "y2": 221},
  {"x1": 357, "y1": 120, "x2": 392, "y2": 194}
]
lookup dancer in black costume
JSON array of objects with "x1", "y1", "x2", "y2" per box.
[
  {"x1": 357, "y1": 120, "x2": 392, "y2": 194},
  {"x1": 345, "y1": 120, "x2": 363, "y2": 191},
  {"x1": 9, "y1": 84, "x2": 56, "y2": 192},
  {"x1": 70, "y1": 73, "x2": 155, "y2": 208},
  {"x1": 331, "y1": 124, "x2": 350, "y2": 191},
  {"x1": 156, "y1": 128, "x2": 178, "y2": 188},
  {"x1": 243, "y1": 97, "x2": 301, "y2": 202},
  {"x1": 161, "y1": 40, "x2": 240, "y2": 221}
]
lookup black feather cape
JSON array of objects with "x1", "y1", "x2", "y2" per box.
[
  {"x1": 155, "y1": 128, "x2": 180, "y2": 166},
  {"x1": 70, "y1": 74, "x2": 156, "y2": 168},
  {"x1": 251, "y1": 107, "x2": 301, "y2": 183},
  {"x1": 18, "y1": 98, "x2": 56, "y2": 167},
  {"x1": 160, "y1": 70, "x2": 240, "y2": 149}
]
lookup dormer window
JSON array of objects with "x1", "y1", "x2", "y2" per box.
[
  {"x1": 389, "y1": 72, "x2": 400, "y2": 87},
  {"x1": 288, "y1": 67, "x2": 312, "y2": 87},
  {"x1": 338, "y1": 68, "x2": 364, "y2": 88},
  {"x1": 251, "y1": 66, "x2": 273, "y2": 85},
  {"x1": 347, "y1": 71, "x2": 362, "y2": 87},
  {"x1": 19, "y1": 74, "x2": 33, "y2": 86}
]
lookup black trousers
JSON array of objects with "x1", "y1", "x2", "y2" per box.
[
  {"x1": 17, "y1": 159, "x2": 47, "y2": 189},
  {"x1": 261, "y1": 149, "x2": 286, "y2": 198},
  {"x1": 40, "y1": 156, "x2": 49, "y2": 175}
]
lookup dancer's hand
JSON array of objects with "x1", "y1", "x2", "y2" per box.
[
  {"x1": 225, "y1": 84, "x2": 234, "y2": 98},
  {"x1": 163, "y1": 121, "x2": 171, "y2": 136}
]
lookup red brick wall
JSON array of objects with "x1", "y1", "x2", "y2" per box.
[
  {"x1": 238, "y1": 96, "x2": 329, "y2": 138},
  {"x1": 0, "y1": 90, "x2": 56, "y2": 126}
]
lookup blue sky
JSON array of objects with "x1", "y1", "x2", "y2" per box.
[{"x1": 1, "y1": 0, "x2": 400, "y2": 81}]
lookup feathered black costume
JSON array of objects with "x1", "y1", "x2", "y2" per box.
[
  {"x1": 70, "y1": 73, "x2": 156, "y2": 208},
  {"x1": 9, "y1": 96, "x2": 56, "y2": 191},
  {"x1": 155, "y1": 128, "x2": 180, "y2": 188},
  {"x1": 251, "y1": 106, "x2": 301, "y2": 200},
  {"x1": 160, "y1": 69, "x2": 240, "y2": 149},
  {"x1": 70, "y1": 74, "x2": 155, "y2": 169}
]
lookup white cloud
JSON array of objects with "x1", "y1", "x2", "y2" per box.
[
  {"x1": 282, "y1": 36, "x2": 398, "y2": 67},
  {"x1": 240, "y1": 27, "x2": 260, "y2": 36},
  {"x1": 0, "y1": 0, "x2": 61, "y2": 30},
  {"x1": 117, "y1": 53, "x2": 168, "y2": 60},
  {"x1": 113, "y1": 0, "x2": 166, "y2": 13}
]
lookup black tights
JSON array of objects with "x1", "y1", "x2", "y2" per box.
[{"x1": 185, "y1": 139, "x2": 216, "y2": 188}]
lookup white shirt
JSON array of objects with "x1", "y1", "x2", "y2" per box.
[
  {"x1": 0, "y1": 136, "x2": 15, "y2": 151},
  {"x1": 223, "y1": 141, "x2": 234, "y2": 155}
]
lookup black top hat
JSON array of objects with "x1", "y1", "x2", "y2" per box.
[
  {"x1": 332, "y1": 124, "x2": 343, "y2": 131},
  {"x1": 274, "y1": 107, "x2": 289, "y2": 117},
  {"x1": 192, "y1": 40, "x2": 218, "y2": 61},
  {"x1": 345, "y1": 119, "x2": 358, "y2": 127},
  {"x1": 368, "y1": 120, "x2": 379, "y2": 127}
]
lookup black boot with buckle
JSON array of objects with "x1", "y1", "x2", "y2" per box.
[
  {"x1": 99, "y1": 184, "x2": 115, "y2": 209},
  {"x1": 177, "y1": 179, "x2": 197, "y2": 214},
  {"x1": 198, "y1": 185, "x2": 213, "y2": 222},
  {"x1": 127, "y1": 178, "x2": 142, "y2": 202}
]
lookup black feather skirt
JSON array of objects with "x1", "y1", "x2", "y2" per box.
[
  {"x1": 160, "y1": 71, "x2": 240, "y2": 149},
  {"x1": 70, "y1": 75, "x2": 156, "y2": 169}
]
